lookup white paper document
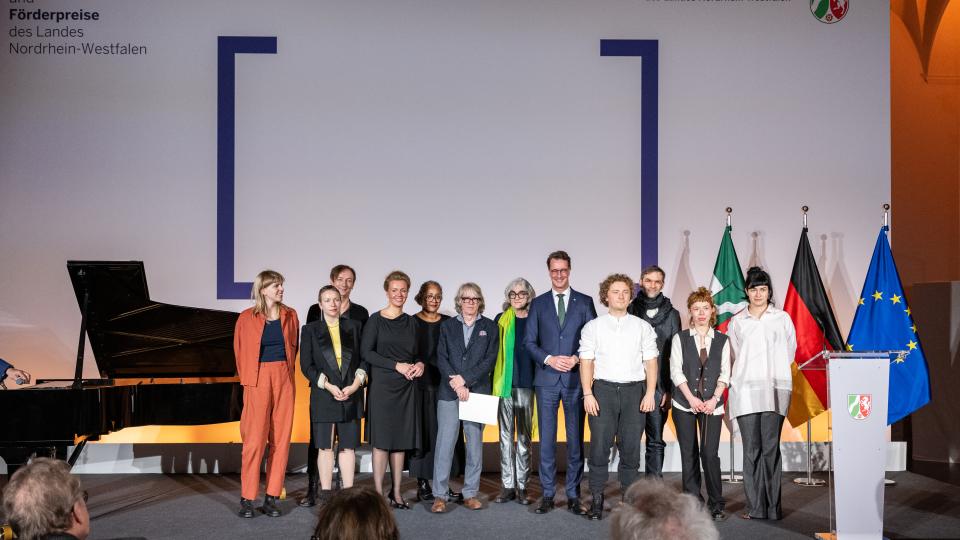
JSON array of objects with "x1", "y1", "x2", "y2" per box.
[{"x1": 458, "y1": 392, "x2": 500, "y2": 425}]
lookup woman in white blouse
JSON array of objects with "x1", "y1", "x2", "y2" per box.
[
  {"x1": 670, "y1": 287, "x2": 730, "y2": 522},
  {"x1": 728, "y1": 267, "x2": 797, "y2": 521}
]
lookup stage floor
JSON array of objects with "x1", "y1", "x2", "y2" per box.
[{"x1": 14, "y1": 471, "x2": 960, "y2": 539}]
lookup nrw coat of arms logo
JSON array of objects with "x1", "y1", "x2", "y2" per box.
[
  {"x1": 811, "y1": 0, "x2": 849, "y2": 24},
  {"x1": 848, "y1": 394, "x2": 872, "y2": 420}
]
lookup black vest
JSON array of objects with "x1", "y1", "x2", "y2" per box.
[{"x1": 673, "y1": 331, "x2": 727, "y2": 409}]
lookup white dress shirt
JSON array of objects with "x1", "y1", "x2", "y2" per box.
[
  {"x1": 578, "y1": 313, "x2": 658, "y2": 383},
  {"x1": 670, "y1": 329, "x2": 731, "y2": 416},
  {"x1": 727, "y1": 305, "x2": 797, "y2": 418}
]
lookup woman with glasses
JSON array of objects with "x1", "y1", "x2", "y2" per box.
[
  {"x1": 362, "y1": 270, "x2": 423, "y2": 509},
  {"x1": 408, "y1": 281, "x2": 464, "y2": 502},
  {"x1": 491, "y1": 278, "x2": 537, "y2": 505}
]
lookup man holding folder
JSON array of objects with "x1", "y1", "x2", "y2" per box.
[{"x1": 431, "y1": 282, "x2": 499, "y2": 513}]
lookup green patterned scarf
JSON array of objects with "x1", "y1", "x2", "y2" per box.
[{"x1": 492, "y1": 307, "x2": 516, "y2": 398}]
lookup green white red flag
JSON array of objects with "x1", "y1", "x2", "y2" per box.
[{"x1": 710, "y1": 225, "x2": 747, "y2": 332}]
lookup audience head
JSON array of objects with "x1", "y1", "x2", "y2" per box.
[
  {"x1": 611, "y1": 479, "x2": 718, "y2": 540},
  {"x1": 318, "y1": 285, "x2": 342, "y2": 320},
  {"x1": 744, "y1": 266, "x2": 774, "y2": 307},
  {"x1": 252, "y1": 269, "x2": 285, "y2": 314},
  {"x1": 686, "y1": 286, "x2": 717, "y2": 327},
  {"x1": 311, "y1": 486, "x2": 399, "y2": 540},
  {"x1": 502, "y1": 277, "x2": 535, "y2": 312},
  {"x1": 414, "y1": 281, "x2": 443, "y2": 313},
  {"x1": 546, "y1": 250, "x2": 572, "y2": 292},
  {"x1": 640, "y1": 265, "x2": 666, "y2": 299},
  {"x1": 1, "y1": 458, "x2": 90, "y2": 540},
  {"x1": 455, "y1": 282, "x2": 485, "y2": 316}
]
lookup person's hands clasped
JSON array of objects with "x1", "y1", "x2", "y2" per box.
[
  {"x1": 701, "y1": 396, "x2": 717, "y2": 415},
  {"x1": 548, "y1": 355, "x2": 576, "y2": 372},
  {"x1": 405, "y1": 361, "x2": 425, "y2": 380},
  {"x1": 639, "y1": 391, "x2": 656, "y2": 413},
  {"x1": 455, "y1": 385, "x2": 470, "y2": 402},
  {"x1": 448, "y1": 374, "x2": 465, "y2": 389},
  {"x1": 324, "y1": 382, "x2": 346, "y2": 400},
  {"x1": 584, "y1": 394, "x2": 600, "y2": 417},
  {"x1": 687, "y1": 396, "x2": 705, "y2": 413},
  {"x1": 395, "y1": 362, "x2": 412, "y2": 378}
]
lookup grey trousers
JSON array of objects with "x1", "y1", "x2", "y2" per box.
[
  {"x1": 587, "y1": 380, "x2": 646, "y2": 495},
  {"x1": 498, "y1": 387, "x2": 535, "y2": 490},
  {"x1": 736, "y1": 412, "x2": 785, "y2": 519},
  {"x1": 433, "y1": 398, "x2": 484, "y2": 500}
]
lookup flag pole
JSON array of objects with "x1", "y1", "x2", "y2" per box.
[
  {"x1": 882, "y1": 202, "x2": 897, "y2": 488},
  {"x1": 794, "y1": 205, "x2": 827, "y2": 487},
  {"x1": 721, "y1": 206, "x2": 743, "y2": 484}
]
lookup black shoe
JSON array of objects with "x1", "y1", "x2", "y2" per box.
[
  {"x1": 567, "y1": 497, "x2": 587, "y2": 516},
  {"x1": 387, "y1": 492, "x2": 411, "y2": 510},
  {"x1": 711, "y1": 509, "x2": 726, "y2": 521},
  {"x1": 586, "y1": 495, "x2": 603, "y2": 521},
  {"x1": 447, "y1": 489, "x2": 464, "y2": 504},
  {"x1": 516, "y1": 488, "x2": 532, "y2": 505},
  {"x1": 298, "y1": 480, "x2": 318, "y2": 507},
  {"x1": 417, "y1": 478, "x2": 434, "y2": 502},
  {"x1": 535, "y1": 496, "x2": 554, "y2": 514},
  {"x1": 494, "y1": 488, "x2": 516, "y2": 503},
  {"x1": 261, "y1": 495, "x2": 281, "y2": 517},
  {"x1": 238, "y1": 498, "x2": 254, "y2": 518}
]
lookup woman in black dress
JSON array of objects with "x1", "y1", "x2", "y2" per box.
[
  {"x1": 408, "y1": 281, "x2": 466, "y2": 502},
  {"x1": 362, "y1": 270, "x2": 423, "y2": 509},
  {"x1": 300, "y1": 286, "x2": 368, "y2": 504}
]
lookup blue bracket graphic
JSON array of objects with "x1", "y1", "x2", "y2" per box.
[
  {"x1": 601, "y1": 39, "x2": 659, "y2": 269},
  {"x1": 217, "y1": 36, "x2": 277, "y2": 299}
]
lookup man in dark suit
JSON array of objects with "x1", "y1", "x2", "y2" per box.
[{"x1": 524, "y1": 251, "x2": 597, "y2": 514}]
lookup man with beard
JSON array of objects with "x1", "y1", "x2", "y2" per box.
[{"x1": 627, "y1": 265, "x2": 681, "y2": 477}]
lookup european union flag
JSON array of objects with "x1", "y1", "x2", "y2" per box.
[{"x1": 847, "y1": 227, "x2": 931, "y2": 425}]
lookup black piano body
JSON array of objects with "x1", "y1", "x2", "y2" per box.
[{"x1": 0, "y1": 261, "x2": 243, "y2": 471}]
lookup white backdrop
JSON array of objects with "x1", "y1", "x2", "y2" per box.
[{"x1": 0, "y1": 0, "x2": 889, "y2": 381}]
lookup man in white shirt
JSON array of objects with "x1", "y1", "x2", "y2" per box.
[{"x1": 578, "y1": 274, "x2": 659, "y2": 520}]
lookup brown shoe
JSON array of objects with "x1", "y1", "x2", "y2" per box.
[
  {"x1": 431, "y1": 499, "x2": 447, "y2": 513},
  {"x1": 463, "y1": 497, "x2": 483, "y2": 510}
]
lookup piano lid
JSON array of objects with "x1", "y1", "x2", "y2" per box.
[{"x1": 67, "y1": 261, "x2": 240, "y2": 378}]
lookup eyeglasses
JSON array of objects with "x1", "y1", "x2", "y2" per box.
[
  {"x1": 549, "y1": 269, "x2": 570, "y2": 275},
  {"x1": 460, "y1": 297, "x2": 481, "y2": 304},
  {"x1": 425, "y1": 294, "x2": 442, "y2": 301},
  {"x1": 508, "y1": 291, "x2": 529, "y2": 299}
]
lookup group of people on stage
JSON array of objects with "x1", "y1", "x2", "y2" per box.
[{"x1": 232, "y1": 251, "x2": 797, "y2": 524}]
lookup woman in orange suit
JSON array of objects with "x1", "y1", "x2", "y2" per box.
[{"x1": 234, "y1": 269, "x2": 300, "y2": 518}]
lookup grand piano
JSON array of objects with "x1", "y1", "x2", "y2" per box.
[{"x1": 0, "y1": 261, "x2": 243, "y2": 471}]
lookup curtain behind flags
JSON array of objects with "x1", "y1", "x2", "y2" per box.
[
  {"x1": 783, "y1": 228, "x2": 845, "y2": 427},
  {"x1": 710, "y1": 225, "x2": 747, "y2": 333},
  {"x1": 847, "y1": 227, "x2": 931, "y2": 425}
]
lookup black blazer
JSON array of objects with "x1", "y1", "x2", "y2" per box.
[
  {"x1": 300, "y1": 317, "x2": 367, "y2": 423},
  {"x1": 437, "y1": 316, "x2": 499, "y2": 402}
]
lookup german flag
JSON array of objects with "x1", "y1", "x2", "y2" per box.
[{"x1": 783, "y1": 228, "x2": 845, "y2": 427}]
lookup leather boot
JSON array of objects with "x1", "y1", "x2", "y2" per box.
[
  {"x1": 417, "y1": 478, "x2": 434, "y2": 501},
  {"x1": 298, "y1": 479, "x2": 318, "y2": 507},
  {"x1": 586, "y1": 494, "x2": 604, "y2": 521}
]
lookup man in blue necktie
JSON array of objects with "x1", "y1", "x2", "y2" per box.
[{"x1": 523, "y1": 251, "x2": 597, "y2": 515}]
